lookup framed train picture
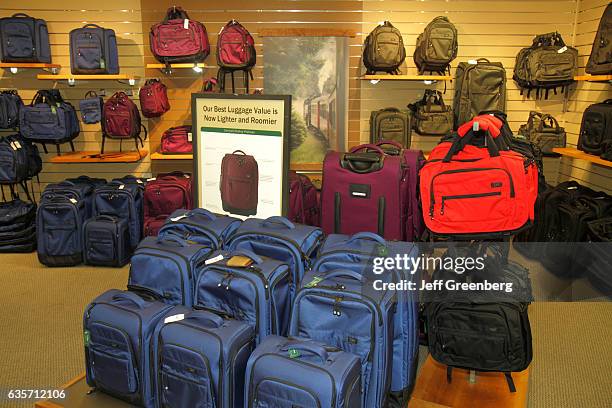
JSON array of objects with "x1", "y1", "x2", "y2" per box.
[{"x1": 262, "y1": 30, "x2": 351, "y2": 168}]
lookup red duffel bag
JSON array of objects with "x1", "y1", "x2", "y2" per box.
[
  {"x1": 419, "y1": 115, "x2": 538, "y2": 237},
  {"x1": 160, "y1": 125, "x2": 192, "y2": 154}
]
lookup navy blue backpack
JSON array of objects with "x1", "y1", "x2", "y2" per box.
[
  {"x1": 41, "y1": 179, "x2": 95, "y2": 219},
  {"x1": 158, "y1": 208, "x2": 241, "y2": 249},
  {"x1": 152, "y1": 307, "x2": 254, "y2": 408},
  {"x1": 0, "y1": 90, "x2": 23, "y2": 129},
  {"x1": 0, "y1": 13, "x2": 51, "y2": 63},
  {"x1": 93, "y1": 180, "x2": 144, "y2": 248},
  {"x1": 290, "y1": 269, "x2": 395, "y2": 408},
  {"x1": 226, "y1": 216, "x2": 323, "y2": 299},
  {"x1": 193, "y1": 249, "x2": 291, "y2": 342},
  {"x1": 83, "y1": 289, "x2": 173, "y2": 408},
  {"x1": 313, "y1": 232, "x2": 421, "y2": 406},
  {"x1": 83, "y1": 215, "x2": 132, "y2": 267},
  {"x1": 128, "y1": 235, "x2": 212, "y2": 306},
  {"x1": 79, "y1": 91, "x2": 104, "y2": 124},
  {"x1": 19, "y1": 90, "x2": 80, "y2": 155},
  {"x1": 245, "y1": 336, "x2": 363, "y2": 408},
  {"x1": 69, "y1": 24, "x2": 119, "y2": 75}
]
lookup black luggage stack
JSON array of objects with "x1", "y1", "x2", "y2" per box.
[{"x1": 0, "y1": 199, "x2": 37, "y2": 253}]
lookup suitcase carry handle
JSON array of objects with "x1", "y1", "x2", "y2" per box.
[
  {"x1": 281, "y1": 342, "x2": 329, "y2": 362},
  {"x1": 158, "y1": 234, "x2": 189, "y2": 247},
  {"x1": 262, "y1": 216, "x2": 295, "y2": 229},
  {"x1": 229, "y1": 249, "x2": 263, "y2": 264},
  {"x1": 112, "y1": 292, "x2": 146, "y2": 309},
  {"x1": 188, "y1": 208, "x2": 217, "y2": 220},
  {"x1": 318, "y1": 269, "x2": 364, "y2": 282},
  {"x1": 231, "y1": 150, "x2": 247, "y2": 155},
  {"x1": 95, "y1": 215, "x2": 118, "y2": 223},
  {"x1": 11, "y1": 13, "x2": 32, "y2": 18},
  {"x1": 185, "y1": 310, "x2": 224, "y2": 328},
  {"x1": 84, "y1": 90, "x2": 98, "y2": 99},
  {"x1": 83, "y1": 23, "x2": 103, "y2": 29},
  {"x1": 375, "y1": 140, "x2": 403, "y2": 149},
  {"x1": 457, "y1": 116, "x2": 501, "y2": 138},
  {"x1": 345, "y1": 232, "x2": 386, "y2": 246},
  {"x1": 539, "y1": 114, "x2": 560, "y2": 132},
  {"x1": 349, "y1": 144, "x2": 385, "y2": 155},
  {"x1": 444, "y1": 121, "x2": 501, "y2": 162}
]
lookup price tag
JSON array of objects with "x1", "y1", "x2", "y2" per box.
[
  {"x1": 468, "y1": 59, "x2": 478, "y2": 65},
  {"x1": 188, "y1": 132, "x2": 193, "y2": 142},
  {"x1": 170, "y1": 214, "x2": 188, "y2": 222},
  {"x1": 147, "y1": 177, "x2": 157, "y2": 181},
  {"x1": 205, "y1": 255, "x2": 224, "y2": 265},
  {"x1": 164, "y1": 314, "x2": 185, "y2": 324},
  {"x1": 14, "y1": 141, "x2": 21, "y2": 149},
  {"x1": 69, "y1": 198, "x2": 78, "y2": 204},
  {"x1": 118, "y1": 184, "x2": 125, "y2": 190},
  {"x1": 184, "y1": 19, "x2": 190, "y2": 29},
  {"x1": 557, "y1": 46, "x2": 568, "y2": 54}
]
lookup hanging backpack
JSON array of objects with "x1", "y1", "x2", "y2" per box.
[
  {"x1": 0, "y1": 90, "x2": 23, "y2": 129},
  {"x1": 513, "y1": 32, "x2": 578, "y2": 99},
  {"x1": 149, "y1": 6, "x2": 210, "y2": 67},
  {"x1": 363, "y1": 21, "x2": 406, "y2": 75},
  {"x1": 586, "y1": 3, "x2": 612, "y2": 75},
  {"x1": 518, "y1": 111, "x2": 566, "y2": 155},
  {"x1": 288, "y1": 171, "x2": 320, "y2": 227},
  {"x1": 79, "y1": 91, "x2": 104, "y2": 124},
  {"x1": 413, "y1": 16, "x2": 458, "y2": 75},
  {"x1": 0, "y1": 13, "x2": 51, "y2": 63},
  {"x1": 408, "y1": 89, "x2": 453, "y2": 136},
  {"x1": 19, "y1": 90, "x2": 80, "y2": 155},
  {"x1": 69, "y1": 24, "x2": 119, "y2": 75},
  {"x1": 102, "y1": 92, "x2": 147, "y2": 154},
  {"x1": 453, "y1": 59, "x2": 506, "y2": 128},
  {"x1": 139, "y1": 79, "x2": 170, "y2": 118},
  {"x1": 160, "y1": 125, "x2": 192, "y2": 154},
  {"x1": 369, "y1": 107, "x2": 411, "y2": 146},
  {"x1": 578, "y1": 100, "x2": 612, "y2": 157},
  {"x1": 216, "y1": 20, "x2": 256, "y2": 93}
]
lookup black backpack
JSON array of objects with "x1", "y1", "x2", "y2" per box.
[
  {"x1": 0, "y1": 90, "x2": 23, "y2": 129},
  {"x1": 586, "y1": 3, "x2": 612, "y2": 75},
  {"x1": 363, "y1": 21, "x2": 406, "y2": 74},
  {"x1": 578, "y1": 100, "x2": 612, "y2": 157}
]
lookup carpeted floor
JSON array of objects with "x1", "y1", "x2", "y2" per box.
[{"x1": 0, "y1": 253, "x2": 610, "y2": 407}]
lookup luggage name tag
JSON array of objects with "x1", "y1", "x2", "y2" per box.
[
  {"x1": 557, "y1": 46, "x2": 568, "y2": 54},
  {"x1": 468, "y1": 59, "x2": 478, "y2": 65},
  {"x1": 136, "y1": 179, "x2": 143, "y2": 184},
  {"x1": 14, "y1": 140, "x2": 21, "y2": 149},
  {"x1": 227, "y1": 255, "x2": 254, "y2": 268},
  {"x1": 184, "y1": 19, "x2": 190, "y2": 29},
  {"x1": 100, "y1": 58, "x2": 106, "y2": 69},
  {"x1": 147, "y1": 177, "x2": 156, "y2": 181},
  {"x1": 304, "y1": 276, "x2": 323, "y2": 288},
  {"x1": 205, "y1": 254, "x2": 225, "y2": 265},
  {"x1": 51, "y1": 105, "x2": 57, "y2": 115},
  {"x1": 69, "y1": 198, "x2": 78, "y2": 204},
  {"x1": 164, "y1": 314, "x2": 185, "y2": 324},
  {"x1": 9, "y1": 141, "x2": 18, "y2": 150},
  {"x1": 288, "y1": 348, "x2": 301, "y2": 359},
  {"x1": 118, "y1": 184, "x2": 125, "y2": 190},
  {"x1": 188, "y1": 132, "x2": 193, "y2": 142},
  {"x1": 170, "y1": 214, "x2": 188, "y2": 222},
  {"x1": 83, "y1": 330, "x2": 90, "y2": 347}
]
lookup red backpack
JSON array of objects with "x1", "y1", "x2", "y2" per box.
[
  {"x1": 102, "y1": 92, "x2": 146, "y2": 153},
  {"x1": 149, "y1": 7, "x2": 209, "y2": 66},
  {"x1": 144, "y1": 172, "x2": 193, "y2": 236},
  {"x1": 139, "y1": 79, "x2": 169, "y2": 118},
  {"x1": 216, "y1": 20, "x2": 256, "y2": 92},
  {"x1": 160, "y1": 125, "x2": 192, "y2": 154},
  {"x1": 288, "y1": 171, "x2": 320, "y2": 226}
]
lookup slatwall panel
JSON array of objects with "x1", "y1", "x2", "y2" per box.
[
  {"x1": 0, "y1": 1, "x2": 149, "y2": 199},
  {"x1": 559, "y1": 0, "x2": 612, "y2": 194},
  {"x1": 140, "y1": 0, "x2": 363, "y2": 175}
]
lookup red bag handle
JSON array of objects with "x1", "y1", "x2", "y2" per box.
[{"x1": 457, "y1": 116, "x2": 502, "y2": 138}]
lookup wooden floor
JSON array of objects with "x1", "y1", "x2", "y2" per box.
[{"x1": 410, "y1": 356, "x2": 529, "y2": 408}]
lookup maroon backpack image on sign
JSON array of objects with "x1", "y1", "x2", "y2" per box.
[
  {"x1": 144, "y1": 171, "x2": 193, "y2": 236},
  {"x1": 149, "y1": 6, "x2": 209, "y2": 67},
  {"x1": 102, "y1": 92, "x2": 146, "y2": 154},
  {"x1": 139, "y1": 79, "x2": 170, "y2": 118},
  {"x1": 220, "y1": 150, "x2": 259, "y2": 216},
  {"x1": 216, "y1": 20, "x2": 256, "y2": 93}
]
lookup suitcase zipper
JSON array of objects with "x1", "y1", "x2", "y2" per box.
[{"x1": 439, "y1": 191, "x2": 502, "y2": 215}]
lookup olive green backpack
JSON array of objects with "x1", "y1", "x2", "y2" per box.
[
  {"x1": 363, "y1": 21, "x2": 406, "y2": 75},
  {"x1": 369, "y1": 107, "x2": 411, "y2": 147},
  {"x1": 413, "y1": 16, "x2": 458, "y2": 75},
  {"x1": 586, "y1": 3, "x2": 612, "y2": 75}
]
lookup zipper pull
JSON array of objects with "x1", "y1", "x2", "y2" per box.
[
  {"x1": 440, "y1": 199, "x2": 445, "y2": 215},
  {"x1": 429, "y1": 203, "x2": 435, "y2": 219}
]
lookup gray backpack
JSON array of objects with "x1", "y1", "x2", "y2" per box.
[
  {"x1": 513, "y1": 32, "x2": 578, "y2": 99},
  {"x1": 586, "y1": 4, "x2": 612, "y2": 75},
  {"x1": 518, "y1": 111, "x2": 566, "y2": 155},
  {"x1": 363, "y1": 21, "x2": 406, "y2": 75},
  {"x1": 413, "y1": 16, "x2": 458, "y2": 75},
  {"x1": 369, "y1": 107, "x2": 411, "y2": 147},
  {"x1": 453, "y1": 59, "x2": 506, "y2": 128},
  {"x1": 407, "y1": 90, "x2": 453, "y2": 136}
]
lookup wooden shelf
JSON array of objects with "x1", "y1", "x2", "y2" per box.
[
  {"x1": 0, "y1": 62, "x2": 61, "y2": 73},
  {"x1": 151, "y1": 152, "x2": 193, "y2": 160},
  {"x1": 37, "y1": 73, "x2": 139, "y2": 82},
  {"x1": 410, "y1": 356, "x2": 529, "y2": 408},
  {"x1": 574, "y1": 74, "x2": 612, "y2": 82},
  {"x1": 50, "y1": 150, "x2": 148, "y2": 163},
  {"x1": 552, "y1": 147, "x2": 612, "y2": 168},
  {"x1": 362, "y1": 74, "x2": 452, "y2": 81},
  {"x1": 146, "y1": 63, "x2": 210, "y2": 69}
]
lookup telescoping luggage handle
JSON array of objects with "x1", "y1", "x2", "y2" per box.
[
  {"x1": 281, "y1": 341, "x2": 329, "y2": 362},
  {"x1": 262, "y1": 216, "x2": 296, "y2": 230},
  {"x1": 443, "y1": 117, "x2": 501, "y2": 162},
  {"x1": 112, "y1": 292, "x2": 146, "y2": 309}
]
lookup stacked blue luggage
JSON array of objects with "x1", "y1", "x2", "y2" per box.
[{"x1": 82, "y1": 214, "x2": 421, "y2": 408}]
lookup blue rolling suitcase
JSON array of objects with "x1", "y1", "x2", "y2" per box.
[
  {"x1": 83, "y1": 215, "x2": 131, "y2": 267},
  {"x1": 313, "y1": 232, "x2": 421, "y2": 405},
  {"x1": 83, "y1": 290, "x2": 173, "y2": 407},
  {"x1": 37, "y1": 194, "x2": 87, "y2": 266},
  {"x1": 93, "y1": 180, "x2": 144, "y2": 248},
  {"x1": 128, "y1": 235, "x2": 212, "y2": 306},
  {"x1": 159, "y1": 208, "x2": 241, "y2": 248},
  {"x1": 226, "y1": 216, "x2": 323, "y2": 298},
  {"x1": 245, "y1": 336, "x2": 362, "y2": 408},
  {"x1": 193, "y1": 249, "x2": 291, "y2": 342},
  {"x1": 152, "y1": 307, "x2": 254, "y2": 408},
  {"x1": 290, "y1": 269, "x2": 395, "y2": 408}
]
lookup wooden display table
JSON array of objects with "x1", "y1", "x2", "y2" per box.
[
  {"x1": 410, "y1": 356, "x2": 530, "y2": 408},
  {"x1": 34, "y1": 374, "x2": 134, "y2": 407}
]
